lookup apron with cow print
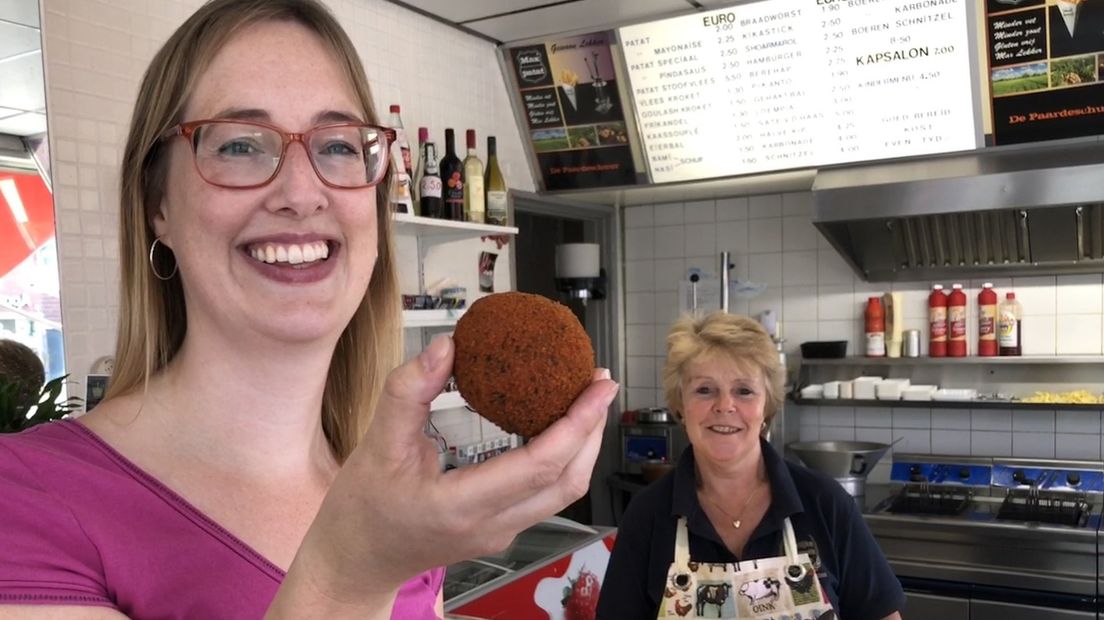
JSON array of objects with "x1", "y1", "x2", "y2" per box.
[{"x1": 657, "y1": 517, "x2": 836, "y2": 619}]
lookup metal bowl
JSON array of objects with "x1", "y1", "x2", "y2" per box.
[{"x1": 787, "y1": 440, "x2": 891, "y2": 478}]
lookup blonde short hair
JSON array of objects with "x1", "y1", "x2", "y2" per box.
[
  {"x1": 662, "y1": 312, "x2": 784, "y2": 434},
  {"x1": 105, "y1": 0, "x2": 400, "y2": 462}
]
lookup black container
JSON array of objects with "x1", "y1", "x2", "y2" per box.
[{"x1": 800, "y1": 340, "x2": 848, "y2": 359}]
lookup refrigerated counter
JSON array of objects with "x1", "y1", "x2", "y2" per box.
[{"x1": 444, "y1": 516, "x2": 617, "y2": 619}]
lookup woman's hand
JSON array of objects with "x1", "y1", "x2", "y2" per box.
[{"x1": 271, "y1": 334, "x2": 617, "y2": 617}]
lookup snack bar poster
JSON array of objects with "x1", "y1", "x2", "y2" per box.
[
  {"x1": 985, "y1": 0, "x2": 1104, "y2": 144},
  {"x1": 508, "y1": 31, "x2": 640, "y2": 191}
]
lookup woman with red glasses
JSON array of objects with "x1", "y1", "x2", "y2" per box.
[{"x1": 0, "y1": 1, "x2": 616, "y2": 618}]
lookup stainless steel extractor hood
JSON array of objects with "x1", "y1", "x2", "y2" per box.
[{"x1": 813, "y1": 139, "x2": 1104, "y2": 282}]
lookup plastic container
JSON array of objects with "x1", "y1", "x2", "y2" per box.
[
  {"x1": 948, "y1": 284, "x2": 967, "y2": 357},
  {"x1": 978, "y1": 283, "x2": 998, "y2": 357},
  {"x1": 876, "y1": 379, "x2": 912, "y2": 401},
  {"x1": 865, "y1": 296, "x2": 886, "y2": 357},
  {"x1": 999, "y1": 292, "x2": 1023, "y2": 356},
  {"x1": 929, "y1": 284, "x2": 948, "y2": 357}
]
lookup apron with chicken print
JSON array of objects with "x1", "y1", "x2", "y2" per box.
[{"x1": 657, "y1": 517, "x2": 836, "y2": 619}]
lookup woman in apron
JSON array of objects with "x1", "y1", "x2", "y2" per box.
[{"x1": 598, "y1": 312, "x2": 904, "y2": 619}]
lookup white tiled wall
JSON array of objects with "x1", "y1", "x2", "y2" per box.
[
  {"x1": 623, "y1": 193, "x2": 1104, "y2": 465},
  {"x1": 41, "y1": 0, "x2": 531, "y2": 449}
]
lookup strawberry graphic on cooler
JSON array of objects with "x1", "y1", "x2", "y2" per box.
[{"x1": 562, "y1": 567, "x2": 600, "y2": 620}]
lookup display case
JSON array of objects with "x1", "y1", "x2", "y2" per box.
[{"x1": 444, "y1": 517, "x2": 616, "y2": 620}]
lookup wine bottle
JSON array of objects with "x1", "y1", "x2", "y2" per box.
[
  {"x1": 440, "y1": 129, "x2": 464, "y2": 221},
  {"x1": 484, "y1": 136, "x2": 507, "y2": 226},
  {"x1": 386, "y1": 105, "x2": 414, "y2": 214},
  {"x1": 419, "y1": 142, "x2": 444, "y2": 219},
  {"x1": 412, "y1": 126, "x2": 428, "y2": 206},
  {"x1": 463, "y1": 129, "x2": 485, "y2": 224}
]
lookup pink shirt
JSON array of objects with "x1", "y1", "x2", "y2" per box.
[{"x1": 0, "y1": 420, "x2": 442, "y2": 619}]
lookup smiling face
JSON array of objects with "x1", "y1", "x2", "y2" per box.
[
  {"x1": 680, "y1": 352, "x2": 767, "y2": 466},
  {"x1": 153, "y1": 20, "x2": 378, "y2": 347}
]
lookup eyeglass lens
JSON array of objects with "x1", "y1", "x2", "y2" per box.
[{"x1": 190, "y1": 122, "x2": 388, "y2": 188}]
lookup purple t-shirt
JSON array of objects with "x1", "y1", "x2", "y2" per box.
[{"x1": 0, "y1": 420, "x2": 443, "y2": 619}]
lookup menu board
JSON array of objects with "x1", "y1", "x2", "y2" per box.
[
  {"x1": 620, "y1": 0, "x2": 979, "y2": 184},
  {"x1": 506, "y1": 32, "x2": 643, "y2": 191},
  {"x1": 984, "y1": 0, "x2": 1104, "y2": 145}
]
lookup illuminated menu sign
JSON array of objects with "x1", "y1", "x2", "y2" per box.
[{"x1": 620, "y1": 0, "x2": 979, "y2": 184}]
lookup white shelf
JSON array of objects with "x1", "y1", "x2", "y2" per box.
[
  {"x1": 402, "y1": 308, "x2": 465, "y2": 328},
  {"x1": 431, "y1": 391, "x2": 468, "y2": 412},
  {"x1": 392, "y1": 212, "x2": 518, "y2": 240}
]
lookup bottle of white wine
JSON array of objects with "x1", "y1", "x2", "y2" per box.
[
  {"x1": 462, "y1": 129, "x2": 485, "y2": 224},
  {"x1": 484, "y1": 136, "x2": 508, "y2": 226},
  {"x1": 412, "y1": 126, "x2": 428, "y2": 206}
]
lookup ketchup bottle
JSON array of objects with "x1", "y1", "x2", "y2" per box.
[
  {"x1": 978, "y1": 283, "x2": 998, "y2": 357},
  {"x1": 929, "y1": 284, "x2": 948, "y2": 357},
  {"x1": 865, "y1": 296, "x2": 886, "y2": 357},
  {"x1": 947, "y1": 284, "x2": 967, "y2": 357}
]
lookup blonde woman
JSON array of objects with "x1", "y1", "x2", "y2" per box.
[
  {"x1": 0, "y1": 1, "x2": 615, "y2": 618},
  {"x1": 598, "y1": 312, "x2": 902, "y2": 619}
]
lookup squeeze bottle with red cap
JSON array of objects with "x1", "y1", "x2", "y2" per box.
[
  {"x1": 948, "y1": 284, "x2": 967, "y2": 357},
  {"x1": 978, "y1": 283, "x2": 998, "y2": 357},
  {"x1": 865, "y1": 296, "x2": 886, "y2": 357},
  {"x1": 929, "y1": 284, "x2": 948, "y2": 357}
]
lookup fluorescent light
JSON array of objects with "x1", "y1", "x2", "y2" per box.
[{"x1": 0, "y1": 178, "x2": 28, "y2": 223}]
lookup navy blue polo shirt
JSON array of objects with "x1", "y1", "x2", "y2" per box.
[{"x1": 597, "y1": 439, "x2": 904, "y2": 619}]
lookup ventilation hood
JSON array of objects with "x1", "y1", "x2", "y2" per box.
[{"x1": 813, "y1": 139, "x2": 1104, "y2": 282}]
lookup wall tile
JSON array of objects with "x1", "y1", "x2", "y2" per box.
[
  {"x1": 749, "y1": 253, "x2": 783, "y2": 287},
  {"x1": 972, "y1": 409, "x2": 1012, "y2": 431},
  {"x1": 1012, "y1": 410, "x2": 1054, "y2": 433},
  {"x1": 654, "y1": 259, "x2": 685, "y2": 292},
  {"x1": 626, "y1": 292, "x2": 656, "y2": 325},
  {"x1": 627, "y1": 388, "x2": 656, "y2": 411},
  {"x1": 624, "y1": 225, "x2": 655, "y2": 260},
  {"x1": 895, "y1": 429, "x2": 931, "y2": 454},
  {"x1": 683, "y1": 200, "x2": 716, "y2": 224},
  {"x1": 855, "y1": 407, "x2": 893, "y2": 428},
  {"x1": 1021, "y1": 315, "x2": 1056, "y2": 355},
  {"x1": 654, "y1": 202, "x2": 685, "y2": 225},
  {"x1": 654, "y1": 324, "x2": 672, "y2": 357},
  {"x1": 624, "y1": 205, "x2": 654, "y2": 229},
  {"x1": 717, "y1": 220, "x2": 750, "y2": 254},
  {"x1": 627, "y1": 356, "x2": 656, "y2": 388},
  {"x1": 799, "y1": 426, "x2": 820, "y2": 441},
  {"x1": 893, "y1": 408, "x2": 931, "y2": 429},
  {"x1": 654, "y1": 225, "x2": 686, "y2": 259},
  {"x1": 784, "y1": 321, "x2": 818, "y2": 355},
  {"x1": 782, "y1": 192, "x2": 814, "y2": 217},
  {"x1": 625, "y1": 260, "x2": 655, "y2": 293},
  {"x1": 783, "y1": 286, "x2": 818, "y2": 321},
  {"x1": 817, "y1": 249, "x2": 855, "y2": 284},
  {"x1": 932, "y1": 409, "x2": 972, "y2": 430},
  {"x1": 1056, "y1": 314, "x2": 1102, "y2": 355},
  {"x1": 932, "y1": 430, "x2": 971, "y2": 456},
  {"x1": 820, "y1": 407, "x2": 855, "y2": 427},
  {"x1": 1056, "y1": 410, "x2": 1101, "y2": 434},
  {"x1": 749, "y1": 288, "x2": 783, "y2": 322},
  {"x1": 1057, "y1": 433, "x2": 1101, "y2": 459},
  {"x1": 1056, "y1": 274, "x2": 1103, "y2": 314},
  {"x1": 818, "y1": 284, "x2": 856, "y2": 321},
  {"x1": 820, "y1": 426, "x2": 856, "y2": 441},
  {"x1": 972, "y1": 431, "x2": 1012, "y2": 457},
  {"x1": 1013, "y1": 432, "x2": 1056, "y2": 458},
  {"x1": 748, "y1": 218, "x2": 783, "y2": 253},
  {"x1": 782, "y1": 251, "x2": 818, "y2": 286},
  {"x1": 1012, "y1": 275, "x2": 1057, "y2": 315},
  {"x1": 654, "y1": 291, "x2": 680, "y2": 327},
  {"x1": 716, "y1": 196, "x2": 749, "y2": 221},
  {"x1": 856, "y1": 427, "x2": 893, "y2": 445},
  {"x1": 750, "y1": 194, "x2": 783, "y2": 218},
  {"x1": 783, "y1": 215, "x2": 818, "y2": 251},
  {"x1": 685, "y1": 224, "x2": 717, "y2": 256},
  {"x1": 626, "y1": 325, "x2": 656, "y2": 357},
  {"x1": 892, "y1": 283, "x2": 931, "y2": 320}
]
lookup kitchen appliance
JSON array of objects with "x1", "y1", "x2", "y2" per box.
[
  {"x1": 619, "y1": 408, "x2": 689, "y2": 474},
  {"x1": 865, "y1": 454, "x2": 1104, "y2": 618},
  {"x1": 814, "y1": 140, "x2": 1104, "y2": 282},
  {"x1": 787, "y1": 440, "x2": 891, "y2": 501}
]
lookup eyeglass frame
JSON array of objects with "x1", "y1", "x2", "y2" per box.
[{"x1": 161, "y1": 118, "x2": 396, "y2": 190}]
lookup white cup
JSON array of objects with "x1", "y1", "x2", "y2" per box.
[{"x1": 839, "y1": 381, "x2": 854, "y2": 399}]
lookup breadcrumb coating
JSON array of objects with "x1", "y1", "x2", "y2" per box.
[{"x1": 453, "y1": 292, "x2": 595, "y2": 438}]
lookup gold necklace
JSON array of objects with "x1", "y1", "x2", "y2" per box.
[{"x1": 700, "y1": 481, "x2": 763, "y2": 529}]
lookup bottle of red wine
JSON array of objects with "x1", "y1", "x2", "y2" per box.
[{"x1": 440, "y1": 128, "x2": 464, "y2": 221}]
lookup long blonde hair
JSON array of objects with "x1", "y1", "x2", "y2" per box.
[
  {"x1": 662, "y1": 313, "x2": 784, "y2": 435},
  {"x1": 106, "y1": 0, "x2": 401, "y2": 461}
]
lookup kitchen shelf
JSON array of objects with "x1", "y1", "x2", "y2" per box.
[
  {"x1": 800, "y1": 356, "x2": 1104, "y2": 366},
  {"x1": 402, "y1": 308, "x2": 466, "y2": 328},
  {"x1": 392, "y1": 212, "x2": 518, "y2": 240},
  {"x1": 431, "y1": 390, "x2": 468, "y2": 412},
  {"x1": 790, "y1": 397, "x2": 1104, "y2": 411}
]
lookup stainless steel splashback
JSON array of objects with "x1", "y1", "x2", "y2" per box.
[{"x1": 813, "y1": 139, "x2": 1104, "y2": 282}]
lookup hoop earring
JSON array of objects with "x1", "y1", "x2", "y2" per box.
[{"x1": 149, "y1": 238, "x2": 178, "y2": 281}]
